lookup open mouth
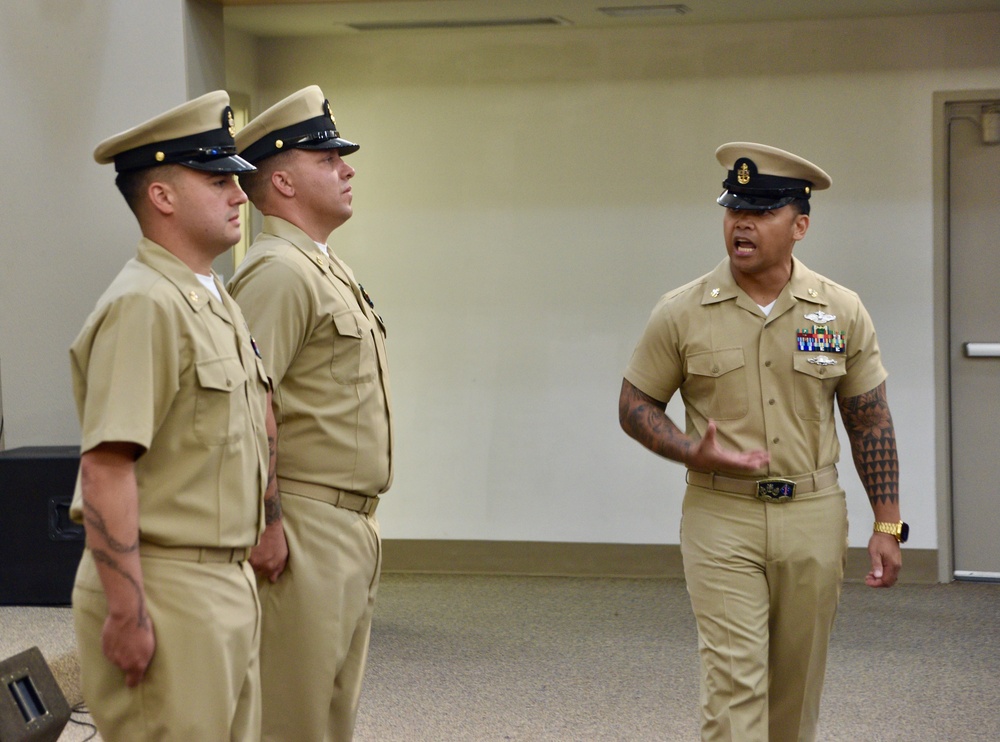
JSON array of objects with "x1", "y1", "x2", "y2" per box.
[{"x1": 733, "y1": 237, "x2": 756, "y2": 254}]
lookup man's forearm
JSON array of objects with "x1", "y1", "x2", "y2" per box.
[
  {"x1": 838, "y1": 381, "x2": 901, "y2": 519},
  {"x1": 79, "y1": 446, "x2": 148, "y2": 627},
  {"x1": 264, "y1": 393, "x2": 281, "y2": 525},
  {"x1": 618, "y1": 379, "x2": 692, "y2": 464}
]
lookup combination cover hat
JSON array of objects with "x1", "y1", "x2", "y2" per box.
[
  {"x1": 235, "y1": 85, "x2": 359, "y2": 164},
  {"x1": 94, "y1": 90, "x2": 255, "y2": 174},
  {"x1": 716, "y1": 142, "x2": 831, "y2": 210}
]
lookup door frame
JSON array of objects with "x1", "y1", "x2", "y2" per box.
[{"x1": 932, "y1": 88, "x2": 1000, "y2": 583}]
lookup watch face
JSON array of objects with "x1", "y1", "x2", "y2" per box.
[{"x1": 900, "y1": 522, "x2": 910, "y2": 543}]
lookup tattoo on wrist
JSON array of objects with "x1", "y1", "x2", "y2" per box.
[{"x1": 264, "y1": 495, "x2": 282, "y2": 525}]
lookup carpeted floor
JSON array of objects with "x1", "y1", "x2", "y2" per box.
[{"x1": 2, "y1": 574, "x2": 998, "y2": 741}]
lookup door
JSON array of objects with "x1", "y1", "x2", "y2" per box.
[{"x1": 948, "y1": 99, "x2": 1000, "y2": 581}]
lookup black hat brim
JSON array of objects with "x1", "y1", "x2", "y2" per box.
[
  {"x1": 717, "y1": 189, "x2": 796, "y2": 211},
  {"x1": 183, "y1": 154, "x2": 257, "y2": 174},
  {"x1": 295, "y1": 136, "x2": 360, "y2": 156}
]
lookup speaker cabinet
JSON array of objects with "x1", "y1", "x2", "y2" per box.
[
  {"x1": 0, "y1": 447, "x2": 84, "y2": 606},
  {"x1": 0, "y1": 647, "x2": 71, "y2": 742}
]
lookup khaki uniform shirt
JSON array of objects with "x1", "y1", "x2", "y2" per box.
[
  {"x1": 69, "y1": 238, "x2": 269, "y2": 548},
  {"x1": 625, "y1": 256, "x2": 887, "y2": 477},
  {"x1": 228, "y1": 216, "x2": 393, "y2": 496}
]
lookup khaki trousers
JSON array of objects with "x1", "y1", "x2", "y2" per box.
[
  {"x1": 72, "y1": 550, "x2": 261, "y2": 742},
  {"x1": 680, "y1": 483, "x2": 848, "y2": 742},
  {"x1": 258, "y1": 491, "x2": 381, "y2": 742}
]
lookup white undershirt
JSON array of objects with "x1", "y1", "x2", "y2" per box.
[
  {"x1": 196, "y1": 273, "x2": 221, "y2": 302},
  {"x1": 316, "y1": 242, "x2": 329, "y2": 256},
  {"x1": 758, "y1": 300, "x2": 776, "y2": 316}
]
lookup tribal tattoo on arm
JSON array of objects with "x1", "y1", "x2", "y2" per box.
[
  {"x1": 264, "y1": 433, "x2": 282, "y2": 525},
  {"x1": 619, "y1": 379, "x2": 692, "y2": 464},
  {"x1": 838, "y1": 381, "x2": 899, "y2": 506},
  {"x1": 82, "y1": 499, "x2": 149, "y2": 629}
]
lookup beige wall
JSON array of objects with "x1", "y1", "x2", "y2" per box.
[
  {"x1": 1, "y1": 1, "x2": 189, "y2": 447},
  {"x1": 1, "y1": 6, "x2": 996, "y2": 553},
  {"x1": 226, "y1": 12, "x2": 1000, "y2": 550}
]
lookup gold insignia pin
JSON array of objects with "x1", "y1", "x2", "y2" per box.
[
  {"x1": 737, "y1": 163, "x2": 751, "y2": 185},
  {"x1": 808, "y1": 288, "x2": 818, "y2": 298},
  {"x1": 155, "y1": 152, "x2": 165, "y2": 162},
  {"x1": 711, "y1": 288, "x2": 720, "y2": 298},
  {"x1": 275, "y1": 139, "x2": 284, "y2": 149},
  {"x1": 189, "y1": 290, "x2": 199, "y2": 302}
]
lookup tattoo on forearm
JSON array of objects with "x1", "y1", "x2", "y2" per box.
[
  {"x1": 838, "y1": 382, "x2": 899, "y2": 506},
  {"x1": 82, "y1": 500, "x2": 139, "y2": 554},
  {"x1": 619, "y1": 383, "x2": 692, "y2": 463},
  {"x1": 267, "y1": 434, "x2": 277, "y2": 490},
  {"x1": 265, "y1": 434, "x2": 281, "y2": 525},
  {"x1": 90, "y1": 548, "x2": 150, "y2": 629},
  {"x1": 81, "y1": 500, "x2": 147, "y2": 628}
]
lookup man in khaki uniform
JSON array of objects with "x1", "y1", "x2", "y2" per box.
[
  {"x1": 228, "y1": 85, "x2": 392, "y2": 742},
  {"x1": 70, "y1": 91, "x2": 276, "y2": 741},
  {"x1": 619, "y1": 143, "x2": 907, "y2": 742}
]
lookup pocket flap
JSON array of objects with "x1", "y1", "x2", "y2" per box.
[
  {"x1": 195, "y1": 357, "x2": 247, "y2": 392},
  {"x1": 687, "y1": 348, "x2": 745, "y2": 378},
  {"x1": 332, "y1": 311, "x2": 364, "y2": 339}
]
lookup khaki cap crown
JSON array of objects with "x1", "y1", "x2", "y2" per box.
[
  {"x1": 94, "y1": 90, "x2": 255, "y2": 174},
  {"x1": 236, "y1": 85, "x2": 359, "y2": 164},
  {"x1": 716, "y1": 142, "x2": 831, "y2": 211}
]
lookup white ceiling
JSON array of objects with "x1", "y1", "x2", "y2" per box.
[{"x1": 222, "y1": 0, "x2": 1000, "y2": 36}]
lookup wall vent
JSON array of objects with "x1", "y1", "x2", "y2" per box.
[
  {"x1": 347, "y1": 16, "x2": 571, "y2": 31},
  {"x1": 597, "y1": 4, "x2": 691, "y2": 18}
]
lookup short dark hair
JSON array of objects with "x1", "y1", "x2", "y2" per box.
[
  {"x1": 789, "y1": 197, "x2": 811, "y2": 216},
  {"x1": 114, "y1": 168, "x2": 155, "y2": 214}
]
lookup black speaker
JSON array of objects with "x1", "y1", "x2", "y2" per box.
[
  {"x1": 0, "y1": 447, "x2": 84, "y2": 606},
  {"x1": 0, "y1": 647, "x2": 71, "y2": 742}
]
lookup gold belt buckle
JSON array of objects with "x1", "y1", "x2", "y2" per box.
[{"x1": 756, "y1": 478, "x2": 795, "y2": 502}]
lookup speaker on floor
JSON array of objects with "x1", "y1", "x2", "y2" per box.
[
  {"x1": 0, "y1": 646, "x2": 71, "y2": 742},
  {"x1": 0, "y1": 447, "x2": 84, "y2": 606}
]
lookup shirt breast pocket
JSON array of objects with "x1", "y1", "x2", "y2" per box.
[
  {"x1": 194, "y1": 356, "x2": 249, "y2": 445},
  {"x1": 331, "y1": 310, "x2": 377, "y2": 385},
  {"x1": 685, "y1": 348, "x2": 748, "y2": 420},
  {"x1": 792, "y1": 355, "x2": 847, "y2": 421}
]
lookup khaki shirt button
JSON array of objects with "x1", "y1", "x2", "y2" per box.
[
  {"x1": 768, "y1": 399, "x2": 775, "y2": 405},
  {"x1": 712, "y1": 366, "x2": 719, "y2": 374},
  {"x1": 764, "y1": 360, "x2": 772, "y2": 367},
  {"x1": 772, "y1": 437, "x2": 780, "y2": 444}
]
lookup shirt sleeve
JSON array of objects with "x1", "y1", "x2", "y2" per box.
[
  {"x1": 75, "y1": 293, "x2": 180, "y2": 455},
  {"x1": 836, "y1": 297, "x2": 888, "y2": 399},
  {"x1": 623, "y1": 295, "x2": 685, "y2": 404},
  {"x1": 229, "y1": 256, "x2": 313, "y2": 388}
]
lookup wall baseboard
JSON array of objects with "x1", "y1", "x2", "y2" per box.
[{"x1": 382, "y1": 539, "x2": 940, "y2": 585}]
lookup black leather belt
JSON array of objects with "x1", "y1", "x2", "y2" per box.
[{"x1": 686, "y1": 465, "x2": 838, "y2": 502}]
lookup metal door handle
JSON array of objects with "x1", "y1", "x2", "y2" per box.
[{"x1": 964, "y1": 342, "x2": 1000, "y2": 357}]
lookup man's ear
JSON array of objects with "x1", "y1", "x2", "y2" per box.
[
  {"x1": 147, "y1": 180, "x2": 175, "y2": 216},
  {"x1": 792, "y1": 213, "x2": 810, "y2": 241},
  {"x1": 271, "y1": 169, "x2": 295, "y2": 198}
]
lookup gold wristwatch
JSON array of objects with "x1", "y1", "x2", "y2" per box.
[{"x1": 873, "y1": 521, "x2": 909, "y2": 543}]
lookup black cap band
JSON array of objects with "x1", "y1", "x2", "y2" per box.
[{"x1": 240, "y1": 113, "x2": 360, "y2": 164}]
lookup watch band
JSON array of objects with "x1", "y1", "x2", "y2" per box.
[{"x1": 873, "y1": 521, "x2": 909, "y2": 543}]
